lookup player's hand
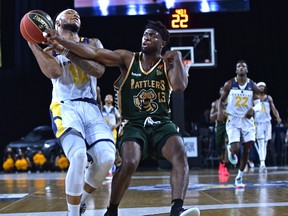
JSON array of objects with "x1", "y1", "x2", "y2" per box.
[
  {"x1": 245, "y1": 108, "x2": 254, "y2": 119},
  {"x1": 217, "y1": 112, "x2": 225, "y2": 122},
  {"x1": 276, "y1": 117, "x2": 282, "y2": 124},
  {"x1": 43, "y1": 43, "x2": 64, "y2": 54},
  {"x1": 43, "y1": 29, "x2": 57, "y2": 38},
  {"x1": 162, "y1": 50, "x2": 181, "y2": 65}
]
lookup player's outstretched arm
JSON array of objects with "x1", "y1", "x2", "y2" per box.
[
  {"x1": 65, "y1": 38, "x2": 106, "y2": 78},
  {"x1": 44, "y1": 30, "x2": 123, "y2": 67}
]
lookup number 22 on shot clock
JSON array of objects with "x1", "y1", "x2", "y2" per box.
[{"x1": 170, "y1": 8, "x2": 189, "y2": 29}]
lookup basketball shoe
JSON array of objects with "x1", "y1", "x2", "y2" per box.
[
  {"x1": 171, "y1": 207, "x2": 200, "y2": 216},
  {"x1": 80, "y1": 203, "x2": 86, "y2": 215},
  {"x1": 235, "y1": 177, "x2": 245, "y2": 188},
  {"x1": 218, "y1": 163, "x2": 224, "y2": 175},
  {"x1": 104, "y1": 206, "x2": 117, "y2": 216},
  {"x1": 227, "y1": 144, "x2": 238, "y2": 165},
  {"x1": 259, "y1": 165, "x2": 267, "y2": 173}
]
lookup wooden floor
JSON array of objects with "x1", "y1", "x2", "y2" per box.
[{"x1": 0, "y1": 166, "x2": 288, "y2": 216}]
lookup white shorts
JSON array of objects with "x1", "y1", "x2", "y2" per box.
[
  {"x1": 226, "y1": 115, "x2": 256, "y2": 144},
  {"x1": 256, "y1": 121, "x2": 272, "y2": 141},
  {"x1": 49, "y1": 100, "x2": 114, "y2": 146}
]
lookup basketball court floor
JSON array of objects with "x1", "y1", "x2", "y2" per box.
[{"x1": 0, "y1": 166, "x2": 288, "y2": 216}]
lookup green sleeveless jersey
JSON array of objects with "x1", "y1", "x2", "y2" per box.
[{"x1": 114, "y1": 52, "x2": 172, "y2": 121}]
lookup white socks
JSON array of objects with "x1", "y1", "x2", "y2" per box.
[
  {"x1": 236, "y1": 170, "x2": 243, "y2": 179},
  {"x1": 67, "y1": 203, "x2": 80, "y2": 216},
  {"x1": 80, "y1": 190, "x2": 91, "y2": 206}
]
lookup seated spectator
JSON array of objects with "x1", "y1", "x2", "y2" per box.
[
  {"x1": 2, "y1": 148, "x2": 15, "y2": 173},
  {"x1": 54, "y1": 150, "x2": 69, "y2": 172},
  {"x1": 33, "y1": 150, "x2": 48, "y2": 172},
  {"x1": 15, "y1": 150, "x2": 31, "y2": 172}
]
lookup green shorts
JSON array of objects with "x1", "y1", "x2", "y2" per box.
[
  {"x1": 117, "y1": 119, "x2": 181, "y2": 160},
  {"x1": 215, "y1": 121, "x2": 227, "y2": 153}
]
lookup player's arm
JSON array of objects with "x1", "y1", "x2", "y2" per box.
[
  {"x1": 96, "y1": 86, "x2": 103, "y2": 111},
  {"x1": 217, "y1": 81, "x2": 230, "y2": 122},
  {"x1": 28, "y1": 42, "x2": 62, "y2": 79},
  {"x1": 268, "y1": 95, "x2": 281, "y2": 124},
  {"x1": 245, "y1": 82, "x2": 261, "y2": 118},
  {"x1": 163, "y1": 50, "x2": 188, "y2": 92},
  {"x1": 66, "y1": 38, "x2": 106, "y2": 78},
  {"x1": 45, "y1": 30, "x2": 128, "y2": 67},
  {"x1": 210, "y1": 100, "x2": 218, "y2": 122},
  {"x1": 113, "y1": 110, "x2": 122, "y2": 130}
]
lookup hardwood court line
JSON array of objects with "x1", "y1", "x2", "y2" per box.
[{"x1": 1, "y1": 202, "x2": 288, "y2": 216}]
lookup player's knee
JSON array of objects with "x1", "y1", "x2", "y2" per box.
[
  {"x1": 100, "y1": 150, "x2": 115, "y2": 170},
  {"x1": 69, "y1": 147, "x2": 87, "y2": 168},
  {"x1": 121, "y1": 157, "x2": 139, "y2": 173},
  {"x1": 66, "y1": 148, "x2": 87, "y2": 196}
]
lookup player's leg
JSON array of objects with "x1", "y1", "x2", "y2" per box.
[
  {"x1": 60, "y1": 130, "x2": 87, "y2": 216},
  {"x1": 256, "y1": 122, "x2": 267, "y2": 172},
  {"x1": 161, "y1": 134, "x2": 200, "y2": 216},
  {"x1": 104, "y1": 141, "x2": 141, "y2": 216},
  {"x1": 104, "y1": 123, "x2": 144, "y2": 216},
  {"x1": 235, "y1": 119, "x2": 256, "y2": 188}
]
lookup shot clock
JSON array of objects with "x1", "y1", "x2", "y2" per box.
[{"x1": 170, "y1": 8, "x2": 189, "y2": 29}]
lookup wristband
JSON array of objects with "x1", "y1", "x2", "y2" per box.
[{"x1": 61, "y1": 48, "x2": 69, "y2": 56}]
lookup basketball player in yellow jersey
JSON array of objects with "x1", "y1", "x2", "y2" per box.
[
  {"x1": 27, "y1": 9, "x2": 116, "y2": 216},
  {"x1": 254, "y1": 82, "x2": 281, "y2": 173},
  {"x1": 218, "y1": 60, "x2": 261, "y2": 189},
  {"x1": 45, "y1": 20, "x2": 200, "y2": 216}
]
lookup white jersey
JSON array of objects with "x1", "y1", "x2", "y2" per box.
[
  {"x1": 51, "y1": 54, "x2": 97, "y2": 102},
  {"x1": 102, "y1": 105, "x2": 120, "y2": 129},
  {"x1": 226, "y1": 78, "x2": 254, "y2": 118},
  {"x1": 254, "y1": 95, "x2": 271, "y2": 123}
]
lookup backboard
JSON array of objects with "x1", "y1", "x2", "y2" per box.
[{"x1": 168, "y1": 28, "x2": 216, "y2": 68}]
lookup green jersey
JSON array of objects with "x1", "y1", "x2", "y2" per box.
[{"x1": 114, "y1": 52, "x2": 172, "y2": 122}]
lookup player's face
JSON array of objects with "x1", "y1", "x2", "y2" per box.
[
  {"x1": 57, "y1": 9, "x2": 81, "y2": 33},
  {"x1": 141, "y1": 29, "x2": 163, "y2": 54},
  {"x1": 105, "y1": 95, "x2": 113, "y2": 104},
  {"x1": 235, "y1": 62, "x2": 248, "y2": 75},
  {"x1": 258, "y1": 85, "x2": 265, "y2": 93}
]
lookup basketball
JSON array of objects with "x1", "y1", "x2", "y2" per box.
[{"x1": 20, "y1": 10, "x2": 54, "y2": 44}]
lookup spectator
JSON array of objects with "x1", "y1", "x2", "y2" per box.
[
  {"x1": 15, "y1": 150, "x2": 31, "y2": 172},
  {"x1": 55, "y1": 150, "x2": 69, "y2": 172},
  {"x1": 2, "y1": 148, "x2": 15, "y2": 173},
  {"x1": 33, "y1": 150, "x2": 48, "y2": 172}
]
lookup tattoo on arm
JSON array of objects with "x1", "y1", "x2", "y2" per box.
[{"x1": 66, "y1": 38, "x2": 105, "y2": 77}]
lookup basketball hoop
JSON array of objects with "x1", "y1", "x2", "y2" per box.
[{"x1": 182, "y1": 60, "x2": 192, "y2": 76}]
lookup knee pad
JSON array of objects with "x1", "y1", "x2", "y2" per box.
[
  {"x1": 62, "y1": 133, "x2": 88, "y2": 196},
  {"x1": 85, "y1": 141, "x2": 115, "y2": 188}
]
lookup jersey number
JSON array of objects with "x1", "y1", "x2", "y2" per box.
[
  {"x1": 69, "y1": 64, "x2": 88, "y2": 84},
  {"x1": 158, "y1": 92, "x2": 166, "y2": 103},
  {"x1": 235, "y1": 96, "x2": 248, "y2": 107}
]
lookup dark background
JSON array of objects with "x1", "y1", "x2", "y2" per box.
[{"x1": 0, "y1": 0, "x2": 287, "y2": 160}]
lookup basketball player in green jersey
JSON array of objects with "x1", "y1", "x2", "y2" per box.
[{"x1": 44, "y1": 20, "x2": 200, "y2": 216}]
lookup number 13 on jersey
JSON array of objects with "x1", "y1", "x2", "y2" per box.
[{"x1": 170, "y1": 8, "x2": 189, "y2": 29}]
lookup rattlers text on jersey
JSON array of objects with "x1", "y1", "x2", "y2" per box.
[
  {"x1": 226, "y1": 77, "x2": 254, "y2": 118},
  {"x1": 114, "y1": 52, "x2": 172, "y2": 121}
]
